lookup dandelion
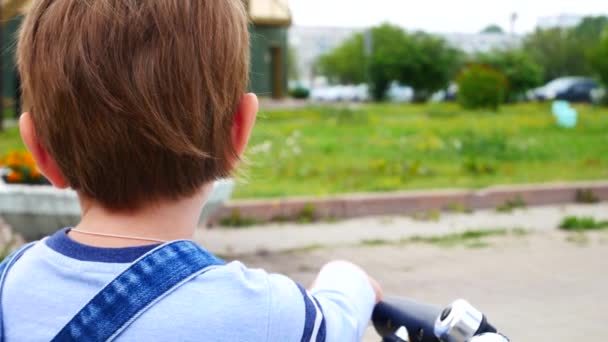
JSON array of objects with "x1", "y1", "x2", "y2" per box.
[{"x1": 248, "y1": 141, "x2": 273, "y2": 155}]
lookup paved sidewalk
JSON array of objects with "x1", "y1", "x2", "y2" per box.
[
  {"x1": 197, "y1": 203, "x2": 608, "y2": 256},
  {"x1": 239, "y1": 231, "x2": 608, "y2": 341}
]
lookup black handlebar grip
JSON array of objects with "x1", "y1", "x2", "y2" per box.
[
  {"x1": 475, "y1": 315, "x2": 498, "y2": 335},
  {"x1": 372, "y1": 297, "x2": 442, "y2": 342}
]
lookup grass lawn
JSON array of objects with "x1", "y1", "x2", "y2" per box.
[
  {"x1": 234, "y1": 102, "x2": 608, "y2": 198},
  {"x1": 1, "y1": 102, "x2": 607, "y2": 199},
  {"x1": 0, "y1": 127, "x2": 25, "y2": 155}
]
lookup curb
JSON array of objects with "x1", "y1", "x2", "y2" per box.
[{"x1": 207, "y1": 181, "x2": 608, "y2": 225}]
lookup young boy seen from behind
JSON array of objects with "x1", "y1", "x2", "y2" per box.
[{"x1": 1, "y1": 0, "x2": 382, "y2": 341}]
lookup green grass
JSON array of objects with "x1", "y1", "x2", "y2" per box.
[
  {"x1": 407, "y1": 228, "x2": 509, "y2": 247},
  {"x1": 2, "y1": 102, "x2": 608, "y2": 200},
  {"x1": 361, "y1": 239, "x2": 391, "y2": 246},
  {"x1": 559, "y1": 216, "x2": 608, "y2": 231},
  {"x1": 360, "y1": 228, "x2": 526, "y2": 249},
  {"x1": 0, "y1": 127, "x2": 25, "y2": 156},
  {"x1": 234, "y1": 102, "x2": 608, "y2": 198}
]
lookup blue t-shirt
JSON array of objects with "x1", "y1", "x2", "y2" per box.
[{"x1": 2, "y1": 229, "x2": 375, "y2": 341}]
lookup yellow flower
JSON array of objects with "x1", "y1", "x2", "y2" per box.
[
  {"x1": 23, "y1": 152, "x2": 35, "y2": 166},
  {"x1": 2, "y1": 151, "x2": 32, "y2": 167},
  {"x1": 5, "y1": 152, "x2": 21, "y2": 168}
]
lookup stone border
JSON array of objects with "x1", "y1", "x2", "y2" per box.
[
  {"x1": 0, "y1": 178, "x2": 235, "y2": 241},
  {"x1": 207, "y1": 181, "x2": 608, "y2": 225}
]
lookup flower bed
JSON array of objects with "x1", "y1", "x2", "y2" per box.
[
  {"x1": 0, "y1": 177, "x2": 235, "y2": 241},
  {"x1": 0, "y1": 150, "x2": 235, "y2": 241},
  {"x1": 0, "y1": 151, "x2": 49, "y2": 185}
]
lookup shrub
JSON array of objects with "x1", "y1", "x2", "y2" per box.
[
  {"x1": 456, "y1": 64, "x2": 508, "y2": 110},
  {"x1": 289, "y1": 87, "x2": 310, "y2": 99},
  {"x1": 474, "y1": 49, "x2": 544, "y2": 102}
]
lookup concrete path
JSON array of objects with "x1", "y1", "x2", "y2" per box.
[
  {"x1": 197, "y1": 203, "x2": 608, "y2": 256},
  {"x1": 237, "y1": 231, "x2": 608, "y2": 341},
  {"x1": 196, "y1": 203, "x2": 608, "y2": 341}
]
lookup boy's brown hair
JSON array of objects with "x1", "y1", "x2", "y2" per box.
[{"x1": 17, "y1": 0, "x2": 250, "y2": 210}]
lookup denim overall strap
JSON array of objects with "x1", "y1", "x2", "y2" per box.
[
  {"x1": 52, "y1": 240, "x2": 224, "y2": 342},
  {"x1": 0, "y1": 242, "x2": 37, "y2": 342}
]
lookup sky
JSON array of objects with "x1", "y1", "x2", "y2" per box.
[{"x1": 288, "y1": 0, "x2": 608, "y2": 34}]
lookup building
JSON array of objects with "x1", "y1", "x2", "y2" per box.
[
  {"x1": 0, "y1": 0, "x2": 24, "y2": 115},
  {"x1": 537, "y1": 14, "x2": 584, "y2": 29},
  {"x1": 0, "y1": 0, "x2": 291, "y2": 110},
  {"x1": 248, "y1": 0, "x2": 292, "y2": 98},
  {"x1": 289, "y1": 26, "x2": 361, "y2": 84},
  {"x1": 442, "y1": 32, "x2": 522, "y2": 54}
]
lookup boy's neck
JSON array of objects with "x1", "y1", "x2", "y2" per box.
[{"x1": 69, "y1": 185, "x2": 211, "y2": 248}]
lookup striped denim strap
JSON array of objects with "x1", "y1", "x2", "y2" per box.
[
  {"x1": 296, "y1": 284, "x2": 327, "y2": 342},
  {"x1": 52, "y1": 240, "x2": 224, "y2": 342},
  {"x1": 0, "y1": 242, "x2": 38, "y2": 342}
]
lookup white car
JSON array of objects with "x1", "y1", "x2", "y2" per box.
[
  {"x1": 310, "y1": 84, "x2": 370, "y2": 102},
  {"x1": 386, "y1": 82, "x2": 414, "y2": 102},
  {"x1": 342, "y1": 84, "x2": 370, "y2": 102}
]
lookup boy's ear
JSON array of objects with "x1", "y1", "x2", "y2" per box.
[
  {"x1": 19, "y1": 113, "x2": 69, "y2": 189},
  {"x1": 230, "y1": 93, "x2": 258, "y2": 162}
]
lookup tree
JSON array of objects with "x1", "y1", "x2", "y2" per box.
[
  {"x1": 523, "y1": 27, "x2": 589, "y2": 82},
  {"x1": 590, "y1": 29, "x2": 608, "y2": 87},
  {"x1": 317, "y1": 24, "x2": 463, "y2": 101},
  {"x1": 475, "y1": 49, "x2": 544, "y2": 101},
  {"x1": 481, "y1": 24, "x2": 504, "y2": 34},
  {"x1": 398, "y1": 31, "x2": 463, "y2": 101},
  {"x1": 573, "y1": 16, "x2": 608, "y2": 44},
  {"x1": 316, "y1": 33, "x2": 367, "y2": 84},
  {"x1": 366, "y1": 24, "x2": 411, "y2": 100},
  {"x1": 523, "y1": 17, "x2": 608, "y2": 83}
]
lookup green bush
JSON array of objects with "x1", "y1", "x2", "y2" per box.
[
  {"x1": 289, "y1": 87, "x2": 310, "y2": 99},
  {"x1": 457, "y1": 64, "x2": 508, "y2": 110},
  {"x1": 474, "y1": 49, "x2": 544, "y2": 102}
]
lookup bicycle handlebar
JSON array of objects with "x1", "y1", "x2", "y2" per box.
[
  {"x1": 372, "y1": 297, "x2": 507, "y2": 342},
  {"x1": 372, "y1": 297, "x2": 442, "y2": 342}
]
